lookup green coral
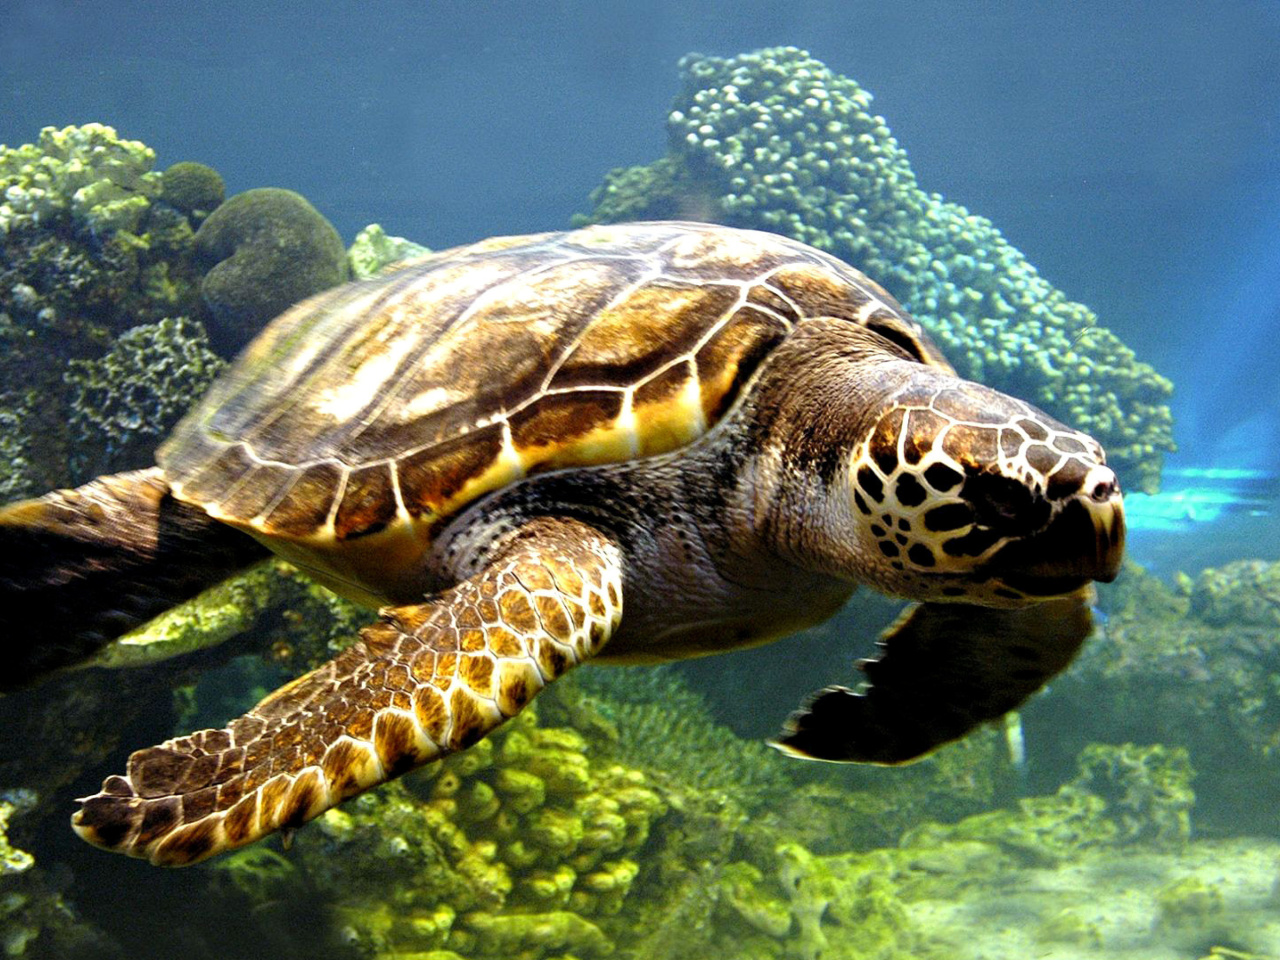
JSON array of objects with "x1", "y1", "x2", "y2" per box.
[
  {"x1": 901, "y1": 741, "x2": 1193, "y2": 868},
  {"x1": 1188, "y1": 559, "x2": 1280, "y2": 628},
  {"x1": 349, "y1": 223, "x2": 431, "y2": 279},
  {"x1": 0, "y1": 123, "x2": 160, "y2": 236},
  {"x1": 280, "y1": 705, "x2": 666, "y2": 959},
  {"x1": 64, "y1": 315, "x2": 225, "y2": 480},
  {"x1": 580, "y1": 47, "x2": 1174, "y2": 492},
  {"x1": 0, "y1": 125, "x2": 209, "y2": 498},
  {"x1": 194, "y1": 187, "x2": 349, "y2": 355},
  {"x1": 159, "y1": 161, "x2": 225, "y2": 218},
  {"x1": 550, "y1": 665, "x2": 796, "y2": 805}
]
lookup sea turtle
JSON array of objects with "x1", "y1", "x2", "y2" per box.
[{"x1": 0, "y1": 221, "x2": 1124, "y2": 866}]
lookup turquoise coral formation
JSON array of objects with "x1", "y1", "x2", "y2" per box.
[{"x1": 580, "y1": 47, "x2": 1174, "y2": 492}]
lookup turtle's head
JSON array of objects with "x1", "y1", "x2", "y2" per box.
[{"x1": 844, "y1": 369, "x2": 1125, "y2": 605}]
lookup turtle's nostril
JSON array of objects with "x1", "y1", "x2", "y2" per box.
[{"x1": 1086, "y1": 466, "x2": 1120, "y2": 503}]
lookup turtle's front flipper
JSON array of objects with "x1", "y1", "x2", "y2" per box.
[
  {"x1": 772, "y1": 588, "x2": 1095, "y2": 764},
  {"x1": 0, "y1": 468, "x2": 269, "y2": 690},
  {"x1": 72, "y1": 518, "x2": 623, "y2": 866}
]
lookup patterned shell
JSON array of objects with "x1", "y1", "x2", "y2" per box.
[{"x1": 160, "y1": 221, "x2": 941, "y2": 548}]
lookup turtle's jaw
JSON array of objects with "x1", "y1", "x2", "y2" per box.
[{"x1": 985, "y1": 466, "x2": 1125, "y2": 598}]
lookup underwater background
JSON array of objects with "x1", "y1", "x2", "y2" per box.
[{"x1": 1, "y1": 1, "x2": 1279, "y2": 957}]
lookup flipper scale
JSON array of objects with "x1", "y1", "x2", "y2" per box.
[{"x1": 72, "y1": 519, "x2": 622, "y2": 866}]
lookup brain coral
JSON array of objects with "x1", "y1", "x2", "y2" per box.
[
  {"x1": 580, "y1": 47, "x2": 1174, "y2": 492},
  {"x1": 194, "y1": 187, "x2": 348, "y2": 355}
]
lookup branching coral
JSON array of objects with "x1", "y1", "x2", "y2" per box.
[{"x1": 579, "y1": 47, "x2": 1174, "y2": 492}]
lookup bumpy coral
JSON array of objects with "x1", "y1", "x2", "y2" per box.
[
  {"x1": 194, "y1": 187, "x2": 348, "y2": 355},
  {"x1": 580, "y1": 47, "x2": 1174, "y2": 491},
  {"x1": 348, "y1": 223, "x2": 431, "y2": 279},
  {"x1": 0, "y1": 123, "x2": 160, "y2": 236},
  {"x1": 272, "y1": 705, "x2": 666, "y2": 959},
  {"x1": 65, "y1": 315, "x2": 225, "y2": 479},
  {"x1": 1188, "y1": 559, "x2": 1280, "y2": 628},
  {"x1": 0, "y1": 125, "x2": 213, "y2": 498}
]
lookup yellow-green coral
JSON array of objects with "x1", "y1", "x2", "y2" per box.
[
  {"x1": 0, "y1": 123, "x2": 161, "y2": 236},
  {"x1": 581, "y1": 47, "x2": 1174, "y2": 491},
  {"x1": 349, "y1": 223, "x2": 431, "y2": 279},
  {"x1": 281, "y1": 705, "x2": 667, "y2": 959}
]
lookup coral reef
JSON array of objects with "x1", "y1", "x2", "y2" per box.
[
  {"x1": 1023, "y1": 560, "x2": 1280, "y2": 835},
  {"x1": 1188, "y1": 559, "x2": 1280, "y2": 629},
  {"x1": 902, "y1": 740, "x2": 1192, "y2": 871},
  {"x1": 578, "y1": 47, "x2": 1174, "y2": 492},
  {"x1": 270, "y1": 704, "x2": 668, "y2": 959},
  {"x1": 348, "y1": 223, "x2": 431, "y2": 279},
  {"x1": 0, "y1": 123, "x2": 160, "y2": 237},
  {"x1": 0, "y1": 125, "x2": 216, "y2": 498},
  {"x1": 551, "y1": 665, "x2": 797, "y2": 806},
  {"x1": 65, "y1": 315, "x2": 225, "y2": 480},
  {"x1": 0, "y1": 792, "x2": 119, "y2": 958},
  {"x1": 194, "y1": 187, "x2": 348, "y2": 354}
]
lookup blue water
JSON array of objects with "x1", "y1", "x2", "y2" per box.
[{"x1": 3, "y1": 3, "x2": 1280, "y2": 957}]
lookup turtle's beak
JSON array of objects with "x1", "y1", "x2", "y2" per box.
[{"x1": 984, "y1": 465, "x2": 1125, "y2": 597}]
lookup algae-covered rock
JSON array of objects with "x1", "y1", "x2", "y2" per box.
[
  {"x1": 194, "y1": 187, "x2": 348, "y2": 355},
  {"x1": 348, "y1": 223, "x2": 431, "y2": 279},
  {"x1": 1069, "y1": 742, "x2": 1194, "y2": 847},
  {"x1": 1190, "y1": 559, "x2": 1280, "y2": 629},
  {"x1": 160, "y1": 161, "x2": 225, "y2": 217},
  {"x1": 901, "y1": 741, "x2": 1193, "y2": 868},
  {"x1": 580, "y1": 47, "x2": 1174, "y2": 492}
]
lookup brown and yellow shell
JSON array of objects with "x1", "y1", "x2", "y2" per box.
[{"x1": 160, "y1": 221, "x2": 941, "y2": 587}]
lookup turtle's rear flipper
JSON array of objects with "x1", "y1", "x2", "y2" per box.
[
  {"x1": 772, "y1": 588, "x2": 1095, "y2": 764},
  {"x1": 0, "y1": 467, "x2": 269, "y2": 690},
  {"x1": 72, "y1": 517, "x2": 623, "y2": 866}
]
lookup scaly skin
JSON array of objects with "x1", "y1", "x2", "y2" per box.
[{"x1": 72, "y1": 518, "x2": 621, "y2": 865}]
